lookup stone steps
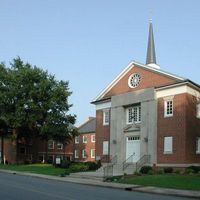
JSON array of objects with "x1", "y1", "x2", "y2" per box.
[{"x1": 69, "y1": 171, "x2": 104, "y2": 181}]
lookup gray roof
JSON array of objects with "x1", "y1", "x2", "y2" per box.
[
  {"x1": 146, "y1": 20, "x2": 157, "y2": 65},
  {"x1": 78, "y1": 117, "x2": 96, "y2": 133}
]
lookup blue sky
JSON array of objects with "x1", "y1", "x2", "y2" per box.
[{"x1": 0, "y1": 0, "x2": 200, "y2": 125}]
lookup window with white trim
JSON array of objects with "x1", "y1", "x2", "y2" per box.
[
  {"x1": 103, "y1": 110, "x2": 110, "y2": 125},
  {"x1": 91, "y1": 135, "x2": 95, "y2": 143},
  {"x1": 91, "y1": 149, "x2": 95, "y2": 158},
  {"x1": 48, "y1": 140, "x2": 54, "y2": 150},
  {"x1": 196, "y1": 137, "x2": 200, "y2": 154},
  {"x1": 75, "y1": 136, "x2": 79, "y2": 144},
  {"x1": 83, "y1": 135, "x2": 87, "y2": 143},
  {"x1": 74, "y1": 150, "x2": 79, "y2": 158},
  {"x1": 126, "y1": 105, "x2": 141, "y2": 124},
  {"x1": 82, "y1": 149, "x2": 87, "y2": 158},
  {"x1": 103, "y1": 141, "x2": 109, "y2": 155},
  {"x1": 127, "y1": 136, "x2": 140, "y2": 141},
  {"x1": 197, "y1": 103, "x2": 200, "y2": 119},
  {"x1": 164, "y1": 136, "x2": 173, "y2": 154},
  {"x1": 57, "y1": 142, "x2": 63, "y2": 150},
  {"x1": 164, "y1": 99, "x2": 173, "y2": 117}
]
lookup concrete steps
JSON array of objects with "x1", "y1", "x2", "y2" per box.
[
  {"x1": 69, "y1": 171, "x2": 104, "y2": 181},
  {"x1": 123, "y1": 164, "x2": 136, "y2": 175}
]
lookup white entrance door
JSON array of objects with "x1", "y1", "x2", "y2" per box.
[{"x1": 126, "y1": 136, "x2": 140, "y2": 163}]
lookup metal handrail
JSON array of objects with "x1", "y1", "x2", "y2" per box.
[
  {"x1": 135, "y1": 155, "x2": 150, "y2": 172},
  {"x1": 110, "y1": 155, "x2": 117, "y2": 165},
  {"x1": 122, "y1": 153, "x2": 135, "y2": 170},
  {"x1": 103, "y1": 164, "x2": 113, "y2": 179}
]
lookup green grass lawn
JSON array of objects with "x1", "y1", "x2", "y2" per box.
[
  {"x1": 118, "y1": 174, "x2": 200, "y2": 190},
  {"x1": 0, "y1": 164, "x2": 66, "y2": 176}
]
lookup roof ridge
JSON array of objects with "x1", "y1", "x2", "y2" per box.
[{"x1": 78, "y1": 117, "x2": 96, "y2": 133}]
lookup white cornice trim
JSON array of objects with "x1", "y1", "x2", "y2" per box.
[
  {"x1": 92, "y1": 61, "x2": 134, "y2": 102},
  {"x1": 156, "y1": 85, "x2": 200, "y2": 99},
  {"x1": 133, "y1": 61, "x2": 185, "y2": 81},
  {"x1": 96, "y1": 101, "x2": 111, "y2": 110},
  {"x1": 92, "y1": 61, "x2": 185, "y2": 102}
]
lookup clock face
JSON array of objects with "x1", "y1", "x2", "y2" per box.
[{"x1": 128, "y1": 73, "x2": 141, "y2": 88}]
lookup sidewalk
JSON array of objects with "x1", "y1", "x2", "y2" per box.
[{"x1": 0, "y1": 169, "x2": 199, "y2": 199}]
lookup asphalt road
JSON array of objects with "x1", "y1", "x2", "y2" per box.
[{"x1": 0, "y1": 172, "x2": 194, "y2": 200}]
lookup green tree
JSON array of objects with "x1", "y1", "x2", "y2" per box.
[
  {"x1": 0, "y1": 58, "x2": 76, "y2": 163},
  {"x1": 0, "y1": 63, "x2": 11, "y2": 163}
]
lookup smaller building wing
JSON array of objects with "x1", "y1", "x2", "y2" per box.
[{"x1": 78, "y1": 117, "x2": 96, "y2": 133}]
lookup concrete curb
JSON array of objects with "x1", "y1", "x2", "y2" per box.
[{"x1": 0, "y1": 169, "x2": 200, "y2": 199}]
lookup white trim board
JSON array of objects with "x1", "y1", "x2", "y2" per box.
[
  {"x1": 93, "y1": 61, "x2": 185, "y2": 102},
  {"x1": 96, "y1": 101, "x2": 111, "y2": 110},
  {"x1": 156, "y1": 85, "x2": 200, "y2": 99}
]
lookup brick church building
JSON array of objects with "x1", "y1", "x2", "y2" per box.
[{"x1": 92, "y1": 20, "x2": 200, "y2": 173}]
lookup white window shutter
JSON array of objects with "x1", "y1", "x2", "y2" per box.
[{"x1": 164, "y1": 137, "x2": 173, "y2": 153}]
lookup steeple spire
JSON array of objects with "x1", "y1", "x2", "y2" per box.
[{"x1": 146, "y1": 19, "x2": 160, "y2": 69}]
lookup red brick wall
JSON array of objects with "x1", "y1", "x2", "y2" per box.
[
  {"x1": 157, "y1": 93, "x2": 200, "y2": 164},
  {"x1": 36, "y1": 139, "x2": 74, "y2": 162},
  {"x1": 185, "y1": 94, "x2": 200, "y2": 163},
  {"x1": 96, "y1": 110, "x2": 110, "y2": 162},
  {"x1": 104, "y1": 66, "x2": 177, "y2": 98},
  {"x1": 74, "y1": 132, "x2": 95, "y2": 162},
  {"x1": 157, "y1": 93, "x2": 187, "y2": 164},
  {"x1": 0, "y1": 139, "x2": 16, "y2": 164}
]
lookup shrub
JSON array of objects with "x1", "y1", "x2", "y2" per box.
[
  {"x1": 69, "y1": 163, "x2": 89, "y2": 172},
  {"x1": 134, "y1": 171, "x2": 142, "y2": 176},
  {"x1": 65, "y1": 170, "x2": 70, "y2": 176},
  {"x1": 60, "y1": 160, "x2": 71, "y2": 169},
  {"x1": 185, "y1": 168, "x2": 194, "y2": 175},
  {"x1": 175, "y1": 169, "x2": 181, "y2": 174},
  {"x1": 97, "y1": 160, "x2": 102, "y2": 169},
  {"x1": 140, "y1": 166, "x2": 153, "y2": 174},
  {"x1": 85, "y1": 161, "x2": 100, "y2": 171},
  {"x1": 157, "y1": 169, "x2": 164, "y2": 174},
  {"x1": 186, "y1": 166, "x2": 200, "y2": 174},
  {"x1": 164, "y1": 167, "x2": 173, "y2": 173},
  {"x1": 147, "y1": 170, "x2": 153, "y2": 175}
]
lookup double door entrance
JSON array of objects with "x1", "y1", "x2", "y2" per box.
[{"x1": 126, "y1": 136, "x2": 140, "y2": 163}]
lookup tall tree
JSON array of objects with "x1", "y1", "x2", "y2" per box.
[
  {"x1": 0, "y1": 58, "x2": 76, "y2": 163},
  {"x1": 0, "y1": 63, "x2": 11, "y2": 163}
]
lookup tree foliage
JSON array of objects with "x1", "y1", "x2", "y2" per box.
[{"x1": 0, "y1": 57, "x2": 76, "y2": 144}]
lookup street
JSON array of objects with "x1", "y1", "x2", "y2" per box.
[{"x1": 0, "y1": 172, "x2": 194, "y2": 200}]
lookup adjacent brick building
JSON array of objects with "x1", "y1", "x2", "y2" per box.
[
  {"x1": 0, "y1": 118, "x2": 96, "y2": 164},
  {"x1": 74, "y1": 117, "x2": 96, "y2": 162}
]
